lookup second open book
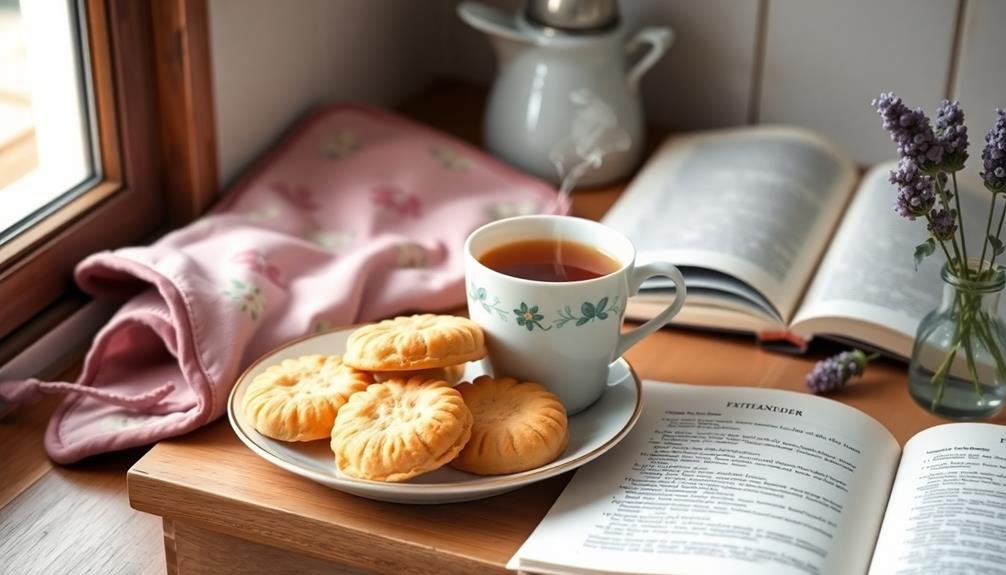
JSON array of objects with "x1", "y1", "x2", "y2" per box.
[
  {"x1": 508, "y1": 382, "x2": 1006, "y2": 575},
  {"x1": 602, "y1": 127, "x2": 1001, "y2": 358}
]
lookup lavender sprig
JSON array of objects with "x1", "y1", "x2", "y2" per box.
[
  {"x1": 982, "y1": 109, "x2": 1006, "y2": 193},
  {"x1": 935, "y1": 99, "x2": 968, "y2": 171},
  {"x1": 979, "y1": 109, "x2": 1006, "y2": 273},
  {"x1": 890, "y1": 158, "x2": 935, "y2": 220},
  {"x1": 872, "y1": 92, "x2": 944, "y2": 170},
  {"x1": 805, "y1": 350, "x2": 875, "y2": 395},
  {"x1": 927, "y1": 208, "x2": 958, "y2": 241},
  {"x1": 871, "y1": 93, "x2": 1006, "y2": 412}
]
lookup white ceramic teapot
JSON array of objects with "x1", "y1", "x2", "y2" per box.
[{"x1": 458, "y1": 1, "x2": 672, "y2": 187}]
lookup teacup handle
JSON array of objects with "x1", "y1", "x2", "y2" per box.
[{"x1": 614, "y1": 261, "x2": 686, "y2": 358}]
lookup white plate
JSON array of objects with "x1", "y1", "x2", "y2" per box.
[{"x1": 227, "y1": 327, "x2": 643, "y2": 504}]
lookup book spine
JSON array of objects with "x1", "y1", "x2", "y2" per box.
[{"x1": 757, "y1": 331, "x2": 809, "y2": 354}]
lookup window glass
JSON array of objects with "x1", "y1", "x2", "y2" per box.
[{"x1": 0, "y1": 0, "x2": 96, "y2": 242}]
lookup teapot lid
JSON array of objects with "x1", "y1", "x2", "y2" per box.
[{"x1": 524, "y1": 0, "x2": 619, "y2": 32}]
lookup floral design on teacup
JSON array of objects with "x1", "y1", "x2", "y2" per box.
[
  {"x1": 553, "y1": 297, "x2": 623, "y2": 329},
  {"x1": 469, "y1": 284, "x2": 623, "y2": 333},
  {"x1": 467, "y1": 283, "x2": 508, "y2": 321},
  {"x1": 513, "y1": 303, "x2": 551, "y2": 332}
]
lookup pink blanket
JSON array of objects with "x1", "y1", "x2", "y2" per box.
[{"x1": 0, "y1": 105, "x2": 561, "y2": 463}]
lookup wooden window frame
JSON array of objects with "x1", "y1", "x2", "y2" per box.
[{"x1": 0, "y1": 0, "x2": 217, "y2": 341}]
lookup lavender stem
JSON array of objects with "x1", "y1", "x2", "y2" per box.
[{"x1": 951, "y1": 172, "x2": 970, "y2": 277}]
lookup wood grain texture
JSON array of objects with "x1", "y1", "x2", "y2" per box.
[
  {"x1": 129, "y1": 422, "x2": 566, "y2": 574},
  {"x1": 0, "y1": 395, "x2": 58, "y2": 508},
  {"x1": 128, "y1": 329, "x2": 1003, "y2": 574},
  {"x1": 0, "y1": 449, "x2": 163, "y2": 575},
  {"x1": 0, "y1": 365, "x2": 165, "y2": 575},
  {"x1": 169, "y1": 519, "x2": 371, "y2": 575},
  {"x1": 151, "y1": 0, "x2": 218, "y2": 224}
]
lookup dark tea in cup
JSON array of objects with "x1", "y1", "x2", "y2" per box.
[{"x1": 478, "y1": 239, "x2": 621, "y2": 282}]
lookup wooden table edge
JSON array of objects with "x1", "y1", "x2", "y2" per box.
[{"x1": 126, "y1": 465, "x2": 510, "y2": 575}]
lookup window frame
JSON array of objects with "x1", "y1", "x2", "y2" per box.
[{"x1": 0, "y1": 0, "x2": 216, "y2": 341}]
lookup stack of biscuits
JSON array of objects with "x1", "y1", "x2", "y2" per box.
[{"x1": 242, "y1": 314, "x2": 569, "y2": 482}]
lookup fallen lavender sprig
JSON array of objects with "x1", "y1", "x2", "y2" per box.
[{"x1": 805, "y1": 350, "x2": 876, "y2": 395}]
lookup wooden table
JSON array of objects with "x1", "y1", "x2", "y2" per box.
[
  {"x1": 123, "y1": 82, "x2": 1006, "y2": 573},
  {"x1": 129, "y1": 335, "x2": 963, "y2": 575},
  {"x1": 125, "y1": 82, "x2": 1001, "y2": 575}
]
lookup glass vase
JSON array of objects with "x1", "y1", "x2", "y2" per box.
[{"x1": 908, "y1": 264, "x2": 1006, "y2": 419}]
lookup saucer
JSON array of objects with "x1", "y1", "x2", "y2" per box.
[{"x1": 227, "y1": 326, "x2": 643, "y2": 504}]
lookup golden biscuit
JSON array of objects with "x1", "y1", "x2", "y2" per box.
[
  {"x1": 450, "y1": 375, "x2": 568, "y2": 475},
  {"x1": 343, "y1": 314, "x2": 486, "y2": 371},
  {"x1": 331, "y1": 377, "x2": 473, "y2": 482},
  {"x1": 372, "y1": 364, "x2": 466, "y2": 385},
  {"x1": 242, "y1": 355, "x2": 372, "y2": 442}
]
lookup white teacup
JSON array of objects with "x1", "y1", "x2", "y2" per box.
[{"x1": 464, "y1": 215, "x2": 686, "y2": 414}]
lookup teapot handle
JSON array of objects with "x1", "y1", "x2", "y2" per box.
[{"x1": 624, "y1": 27, "x2": 673, "y2": 93}]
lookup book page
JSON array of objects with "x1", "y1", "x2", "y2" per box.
[
  {"x1": 509, "y1": 382, "x2": 901, "y2": 575},
  {"x1": 602, "y1": 127, "x2": 857, "y2": 324},
  {"x1": 868, "y1": 423, "x2": 1006, "y2": 574},
  {"x1": 792, "y1": 165, "x2": 997, "y2": 357}
]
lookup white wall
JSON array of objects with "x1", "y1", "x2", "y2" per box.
[
  {"x1": 440, "y1": 0, "x2": 1005, "y2": 166},
  {"x1": 210, "y1": 0, "x2": 1005, "y2": 181},
  {"x1": 953, "y1": 0, "x2": 1006, "y2": 154},
  {"x1": 210, "y1": 0, "x2": 444, "y2": 186},
  {"x1": 758, "y1": 0, "x2": 956, "y2": 164}
]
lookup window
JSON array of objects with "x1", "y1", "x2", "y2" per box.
[
  {"x1": 0, "y1": 0, "x2": 96, "y2": 242},
  {"x1": 0, "y1": 0, "x2": 217, "y2": 343}
]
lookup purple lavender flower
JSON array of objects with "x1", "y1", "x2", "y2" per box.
[
  {"x1": 928, "y1": 208, "x2": 958, "y2": 241},
  {"x1": 805, "y1": 350, "x2": 869, "y2": 395},
  {"x1": 872, "y1": 92, "x2": 944, "y2": 168},
  {"x1": 982, "y1": 108, "x2": 1006, "y2": 192},
  {"x1": 935, "y1": 99, "x2": 968, "y2": 169},
  {"x1": 890, "y1": 158, "x2": 935, "y2": 219}
]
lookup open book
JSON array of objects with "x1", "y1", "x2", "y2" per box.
[
  {"x1": 509, "y1": 382, "x2": 1006, "y2": 575},
  {"x1": 602, "y1": 128, "x2": 998, "y2": 358}
]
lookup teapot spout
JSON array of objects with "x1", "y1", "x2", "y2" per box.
[{"x1": 458, "y1": 2, "x2": 534, "y2": 61}]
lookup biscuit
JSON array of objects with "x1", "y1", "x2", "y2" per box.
[
  {"x1": 372, "y1": 364, "x2": 466, "y2": 385},
  {"x1": 331, "y1": 377, "x2": 473, "y2": 482},
  {"x1": 243, "y1": 355, "x2": 373, "y2": 442},
  {"x1": 450, "y1": 375, "x2": 568, "y2": 475},
  {"x1": 343, "y1": 314, "x2": 486, "y2": 371}
]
